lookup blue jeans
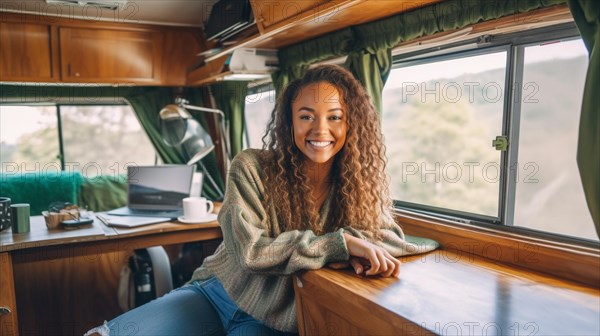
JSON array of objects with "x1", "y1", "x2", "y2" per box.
[{"x1": 85, "y1": 277, "x2": 292, "y2": 336}]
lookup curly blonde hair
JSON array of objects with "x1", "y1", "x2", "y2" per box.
[{"x1": 261, "y1": 64, "x2": 393, "y2": 237}]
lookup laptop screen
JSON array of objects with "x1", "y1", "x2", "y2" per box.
[{"x1": 127, "y1": 165, "x2": 195, "y2": 210}]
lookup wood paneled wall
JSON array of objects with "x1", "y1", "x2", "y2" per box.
[{"x1": 0, "y1": 12, "x2": 205, "y2": 86}]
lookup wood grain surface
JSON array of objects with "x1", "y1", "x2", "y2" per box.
[{"x1": 295, "y1": 250, "x2": 600, "y2": 335}]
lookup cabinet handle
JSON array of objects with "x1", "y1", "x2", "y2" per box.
[
  {"x1": 68, "y1": 64, "x2": 80, "y2": 77},
  {"x1": 0, "y1": 307, "x2": 11, "y2": 315}
]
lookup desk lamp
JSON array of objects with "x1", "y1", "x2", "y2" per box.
[{"x1": 159, "y1": 98, "x2": 226, "y2": 199}]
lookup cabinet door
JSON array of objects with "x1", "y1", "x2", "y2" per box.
[
  {"x1": 0, "y1": 253, "x2": 19, "y2": 336},
  {"x1": 0, "y1": 22, "x2": 55, "y2": 81},
  {"x1": 59, "y1": 27, "x2": 163, "y2": 83}
]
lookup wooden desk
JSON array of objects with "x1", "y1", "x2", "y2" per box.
[
  {"x1": 0, "y1": 214, "x2": 222, "y2": 336},
  {"x1": 294, "y1": 250, "x2": 600, "y2": 336}
]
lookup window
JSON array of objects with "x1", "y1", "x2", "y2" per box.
[
  {"x1": 244, "y1": 84, "x2": 276, "y2": 149},
  {"x1": 383, "y1": 51, "x2": 506, "y2": 219},
  {"x1": 382, "y1": 23, "x2": 597, "y2": 241},
  {"x1": 512, "y1": 39, "x2": 594, "y2": 239},
  {"x1": 0, "y1": 106, "x2": 60, "y2": 172},
  {"x1": 1, "y1": 104, "x2": 156, "y2": 177}
]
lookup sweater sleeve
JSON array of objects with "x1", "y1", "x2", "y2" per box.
[
  {"x1": 218, "y1": 151, "x2": 350, "y2": 275},
  {"x1": 342, "y1": 220, "x2": 439, "y2": 257}
]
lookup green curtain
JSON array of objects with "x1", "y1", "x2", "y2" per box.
[
  {"x1": 210, "y1": 81, "x2": 249, "y2": 157},
  {"x1": 344, "y1": 48, "x2": 392, "y2": 114},
  {"x1": 124, "y1": 87, "x2": 183, "y2": 164},
  {"x1": 272, "y1": 28, "x2": 355, "y2": 94},
  {"x1": 187, "y1": 88, "x2": 225, "y2": 200},
  {"x1": 343, "y1": 6, "x2": 433, "y2": 114},
  {"x1": 351, "y1": 0, "x2": 567, "y2": 52},
  {"x1": 567, "y1": 0, "x2": 600, "y2": 238},
  {"x1": 271, "y1": 65, "x2": 307, "y2": 97}
]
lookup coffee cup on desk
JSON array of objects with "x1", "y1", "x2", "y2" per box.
[{"x1": 182, "y1": 197, "x2": 214, "y2": 221}]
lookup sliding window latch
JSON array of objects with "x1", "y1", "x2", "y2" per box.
[{"x1": 492, "y1": 136, "x2": 509, "y2": 151}]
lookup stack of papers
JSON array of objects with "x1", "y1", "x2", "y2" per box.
[{"x1": 96, "y1": 214, "x2": 170, "y2": 228}]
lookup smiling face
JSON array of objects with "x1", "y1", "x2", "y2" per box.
[{"x1": 292, "y1": 82, "x2": 348, "y2": 164}]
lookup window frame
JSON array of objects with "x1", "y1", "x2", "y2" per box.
[{"x1": 387, "y1": 22, "x2": 598, "y2": 245}]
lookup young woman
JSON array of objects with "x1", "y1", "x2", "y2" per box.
[{"x1": 86, "y1": 64, "x2": 437, "y2": 336}]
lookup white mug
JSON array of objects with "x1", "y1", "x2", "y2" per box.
[{"x1": 182, "y1": 197, "x2": 214, "y2": 221}]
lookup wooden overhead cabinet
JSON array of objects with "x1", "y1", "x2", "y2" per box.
[
  {"x1": 59, "y1": 27, "x2": 163, "y2": 83},
  {"x1": 251, "y1": 0, "x2": 329, "y2": 33},
  {"x1": 0, "y1": 22, "x2": 56, "y2": 82}
]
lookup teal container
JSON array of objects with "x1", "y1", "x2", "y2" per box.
[{"x1": 10, "y1": 203, "x2": 30, "y2": 234}]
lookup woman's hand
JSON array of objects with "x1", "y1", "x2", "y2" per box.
[{"x1": 343, "y1": 233, "x2": 401, "y2": 278}]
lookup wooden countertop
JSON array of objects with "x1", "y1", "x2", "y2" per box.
[
  {"x1": 294, "y1": 250, "x2": 600, "y2": 335},
  {"x1": 0, "y1": 216, "x2": 106, "y2": 252},
  {"x1": 0, "y1": 204, "x2": 222, "y2": 253}
]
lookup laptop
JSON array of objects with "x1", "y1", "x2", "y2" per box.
[{"x1": 108, "y1": 165, "x2": 195, "y2": 219}]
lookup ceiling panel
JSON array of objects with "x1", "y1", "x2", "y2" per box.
[{"x1": 0, "y1": 0, "x2": 219, "y2": 27}]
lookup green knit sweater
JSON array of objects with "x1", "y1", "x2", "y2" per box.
[{"x1": 190, "y1": 149, "x2": 439, "y2": 332}]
